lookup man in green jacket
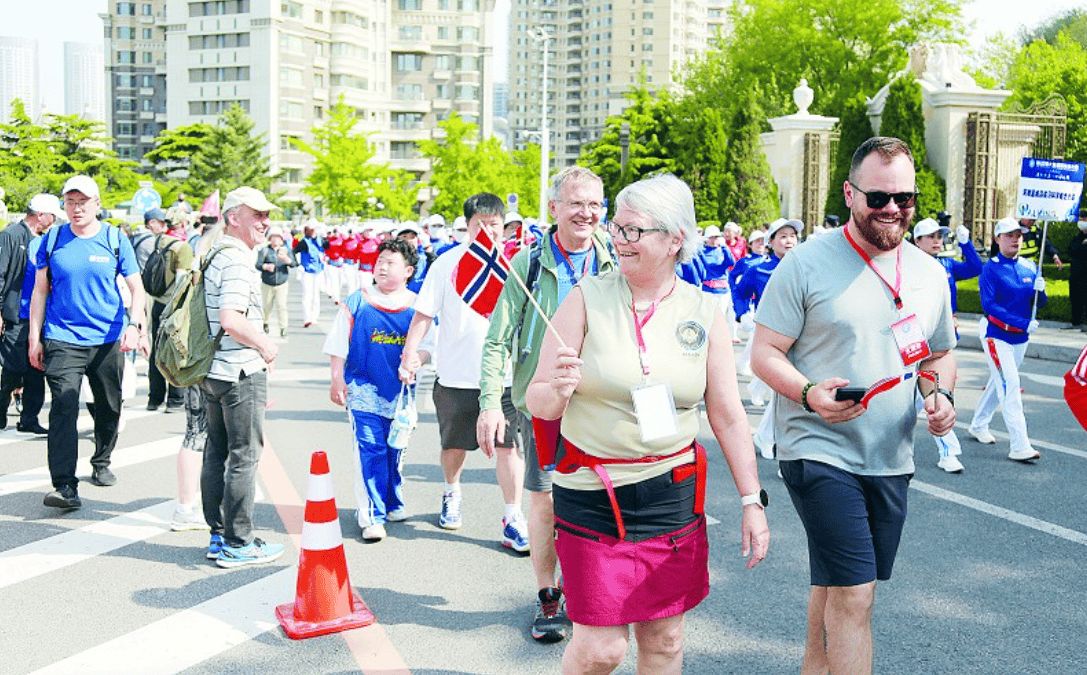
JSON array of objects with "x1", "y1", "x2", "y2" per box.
[{"x1": 478, "y1": 166, "x2": 614, "y2": 643}]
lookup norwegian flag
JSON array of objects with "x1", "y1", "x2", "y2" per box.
[{"x1": 454, "y1": 226, "x2": 510, "y2": 318}]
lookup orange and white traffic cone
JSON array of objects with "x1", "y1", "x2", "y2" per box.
[{"x1": 276, "y1": 450, "x2": 375, "y2": 640}]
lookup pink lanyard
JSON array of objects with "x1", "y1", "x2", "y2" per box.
[
  {"x1": 631, "y1": 278, "x2": 677, "y2": 378},
  {"x1": 844, "y1": 226, "x2": 903, "y2": 310},
  {"x1": 555, "y1": 238, "x2": 594, "y2": 282}
]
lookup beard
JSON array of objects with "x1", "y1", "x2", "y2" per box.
[{"x1": 852, "y1": 209, "x2": 910, "y2": 252}]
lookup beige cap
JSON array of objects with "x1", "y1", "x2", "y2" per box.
[
  {"x1": 994, "y1": 216, "x2": 1029, "y2": 237},
  {"x1": 223, "y1": 186, "x2": 275, "y2": 213},
  {"x1": 61, "y1": 175, "x2": 100, "y2": 200},
  {"x1": 28, "y1": 194, "x2": 64, "y2": 217},
  {"x1": 913, "y1": 218, "x2": 949, "y2": 239}
]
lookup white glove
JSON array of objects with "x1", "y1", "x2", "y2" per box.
[
  {"x1": 740, "y1": 312, "x2": 756, "y2": 332},
  {"x1": 956, "y1": 225, "x2": 970, "y2": 243},
  {"x1": 1034, "y1": 276, "x2": 1046, "y2": 292},
  {"x1": 1028, "y1": 320, "x2": 1039, "y2": 334}
]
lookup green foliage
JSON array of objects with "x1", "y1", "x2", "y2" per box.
[
  {"x1": 877, "y1": 76, "x2": 946, "y2": 219},
  {"x1": 1019, "y1": 7, "x2": 1087, "y2": 50},
  {"x1": 718, "y1": 91, "x2": 779, "y2": 229},
  {"x1": 143, "y1": 123, "x2": 216, "y2": 181},
  {"x1": 672, "y1": 106, "x2": 729, "y2": 222},
  {"x1": 290, "y1": 97, "x2": 414, "y2": 220},
  {"x1": 0, "y1": 98, "x2": 142, "y2": 209},
  {"x1": 825, "y1": 94, "x2": 874, "y2": 223},
  {"x1": 965, "y1": 33, "x2": 1019, "y2": 88},
  {"x1": 1004, "y1": 33, "x2": 1087, "y2": 163},
  {"x1": 184, "y1": 104, "x2": 277, "y2": 199},
  {"x1": 418, "y1": 112, "x2": 541, "y2": 217}
]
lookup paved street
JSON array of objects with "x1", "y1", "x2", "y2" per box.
[{"x1": 1, "y1": 287, "x2": 1085, "y2": 675}]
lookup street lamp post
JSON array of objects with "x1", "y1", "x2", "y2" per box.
[{"x1": 529, "y1": 27, "x2": 553, "y2": 229}]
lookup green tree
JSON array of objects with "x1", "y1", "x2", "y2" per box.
[
  {"x1": 1005, "y1": 33, "x2": 1087, "y2": 163},
  {"x1": 718, "y1": 91, "x2": 779, "y2": 230},
  {"x1": 291, "y1": 97, "x2": 414, "y2": 219},
  {"x1": 184, "y1": 104, "x2": 276, "y2": 199},
  {"x1": 143, "y1": 122, "x2": 216, "y2": 181},
  {"x1": 0, "y1": 100, "x2": 59, "y2": 209},
  {"x1": 825, "y1": 93, "x2": 874, "y2": 222},
  {"x1": 877, "y1": 75, "x2": 946, "y2": 219},
  {"x1": 1020, "y1": 7, "x2": 1087, "y2": 49}
]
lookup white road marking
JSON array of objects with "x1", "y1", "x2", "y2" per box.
[
  {"x1": 1020, "y1": 372, "x2": 1065, "y2": 388},
  {"x1": 954, "y1": 421, "x2": 1087, "y2": 460},
  {"x1": 0, "y1": 406, "x2": 161, "y2": 447},
  {"x1": 911, "y1": 480, "x2": 1087, "y2": 547},
  {"x1": 26, "y1": 567, "x2": 296, "y2": 675},
  {"x1": 0, "y1": 437, "x2": 183, "y2": 497}
]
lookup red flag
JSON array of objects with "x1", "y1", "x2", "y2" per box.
[
  {"x1": 1066, "y1": 345, "x2": 1087, "y2": 432},
  {"x1": 454, "y1": 226, "x2": 510, "y2": 318}
]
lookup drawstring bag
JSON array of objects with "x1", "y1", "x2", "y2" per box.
[{"x1": 387, "y1": 384, "x2": 417, "y2": 449}]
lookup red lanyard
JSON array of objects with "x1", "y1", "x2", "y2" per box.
[
  {"x1": 844, "y1": 225, "x2": 903, "y2": 310},
  {"x1": 631, "y1": 277, "x2": 677, "y2": 377},
  {"x1": 555, "y1": 238, "x2": 594, "y2": 282}
]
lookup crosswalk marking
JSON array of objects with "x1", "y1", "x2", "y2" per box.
[
  {"x1": 25, "y1": 567, "x2": 296, "y2": 675},
  {"x1": 0, "y1": 406, "x2": 161, "y2": 448}
]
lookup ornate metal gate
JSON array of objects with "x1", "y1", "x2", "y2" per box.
[
  {"x1": 802, "y1": 131, "x2": 839, "y2": 233},
  {"x1": 964, "y1": 94, "x2": 1067, "y2": 242}
]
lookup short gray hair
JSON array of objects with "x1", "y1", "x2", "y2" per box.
[
  {"x1": 614, "y1": 174, "x2": 699, "y2": 263},
  {"x1": 548, "y1": 166, "x2": 603, "y2": 203}
]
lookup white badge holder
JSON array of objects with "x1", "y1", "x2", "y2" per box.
[{"x1": 631, "y1": 381, "x2": 680, "y2": 443}]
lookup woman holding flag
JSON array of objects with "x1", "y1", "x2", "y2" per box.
[
  {"x1": 527, "y1": 174, "x2": 768, "y2": 674},
  {"x1": 968, "y1": 216, "x2": 1047, "y2": 461}
]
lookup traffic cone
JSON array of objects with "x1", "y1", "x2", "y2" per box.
[{"x1": 276, "y1": 451, "x2": 375, "y2": 639}]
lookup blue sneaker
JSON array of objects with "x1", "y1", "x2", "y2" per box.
[
  {"x1": 216, "y1": 537, "x2": 285, "y2": 568},
  {"x1": 502, "y1": 514, "x2": 530, "y2": 553},
  {"x1": 206, "y1": 534, "x2": 224, "y2": 560},
  {"x1": 440, "y1": 490, "x2": 462, "y2": 530}
]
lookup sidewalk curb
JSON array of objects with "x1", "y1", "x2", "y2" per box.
[{"x1": 957, "y1": 313, "x2": 1085, "y2": 365}]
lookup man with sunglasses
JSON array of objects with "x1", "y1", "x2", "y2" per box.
[{"x1": 752, "y1": 137, "x2": 957, "y2": 675}]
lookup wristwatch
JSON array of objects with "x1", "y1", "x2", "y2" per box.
[
  {"x1": 935, "y1": 388, "x2": 955, "y2": 407},
  {"x1": 129, "y1": 320, "x2": 144, "y2": 333},
  {"x1": 741, "y1": 489, "x2": 768, "y2": 509}
]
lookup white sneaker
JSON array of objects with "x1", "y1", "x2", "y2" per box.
[
  {"x1": 1008, "y1": 447, "x2": 1041, "y2": 462},
  {"x1": 754, "y1": 433, "x2": 775, "y2": 460},
  {"x1": 937, "y1": 455, "x2": 965, "y2": 473},
  {"x1": 387, "y1": 507, "x2": 408, "y2": 522},
  {"x1": 170, "y1": 508, "x2": 210, "y2": 531},
  {"x1": 968, "y1": 427, "x2": 996, "y2": 444},
  {"x1": 362, "y1": 524, "x2": 387, "y2": 541}
]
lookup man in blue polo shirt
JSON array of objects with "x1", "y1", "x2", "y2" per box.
[{"x1": 28, "y1": 175, "x2": 149, "y2": 510}]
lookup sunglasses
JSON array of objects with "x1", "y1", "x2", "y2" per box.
[{"x1": 849, "y1": 182, "x2": 919, "y2": 210}]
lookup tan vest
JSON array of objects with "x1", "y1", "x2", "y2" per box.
[{"x1": 558, "y1": 271, "x2": 718, "y2": 491}]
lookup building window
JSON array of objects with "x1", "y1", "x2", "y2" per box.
[
  {"x1": 190, "y1": 100, "x2": 250, "y2": 115},
  {"x1": 141, "y1": 99, "x2": 153, "y2": 111},
  {"x1": 398, "y1": 25, "x2": 422, "y2": 41},
  {"x1": 117, "y1": 2, "x2": 136, "y2": 15},
  {"x1": 455, "y1": 84, "x2": 479, "y2": 100},
  {"x1": 117, "y1": 27, "x2": 135, "y2": 39},
  {"x1": 143, "y1": 51, "x2": 153, "y2": 63},
  {"x1": 456, "y1": 55, "x2": 479, "y2": 70},
  {"x1": 143, "y1": 27, "x2": 153, "y2": 39},
  {"x1": 189, "y1": 33, "x2": 251, "y2": 49},
  {"x1": 142, "y1": 3, "x2": 152, "y2": 15},
  {"x1": 397, "y1": 0, "x2": 422, "y2": 9},
  {"x1": 280, "y1": 135, "x2": 299, "y2": 150},
  {"x1": 117, "y1": 51, "x2": 135, "y2": 63},
  {"x1": 314, "y1": 105, "x2": 323, "y2": 119},
  {"x1": 395, "y1": 53, "x2": 424, "y2": 71},
  {"x1": 116, "y1": 74, "x2": 136, "y2": 87},
  {"x1": 456, "y1": 26, "x2": 478, "y2": 41},
  {"x1": 189, "y1": 1, "x2": 251, "y2": 17},
  {"x1": 280, "y1": 66, "x2": 305, "y2": 87},
  {"x1": 434, "y1": 54, "x2": 452, "y2": 70},
  {"x1": 331, "y1": 42, "x2": 367, "y2": 58},
  {"x1": 281, "y1": 1, "x2": 302, "y2": 17},
  {"x1": 279, "y1": 34, "x2": 304, "y2": 52},
  {"x1": 279, "y1": 100, "x2": 305, "y2": 118},
  {"x1": 642, "y1": 27, "x2": 653, "y2": 35},
  {"x1": 284, "y1": 168, "x2": 303, "y2": 183},
  {"x1": 457, "y1": 0, "x2": 478, "y2": 9},
  {"x1": 395, "y1": 83, "x2": 423, "y2": 100},
  {"x1": 188, "y1": 66, "x2": 249, "y2": 82},
  {"x1": 331, "y1": 11, "x2": 368, "y2": 28},
  {"x1": 390, "y1": 141, "x2": 418, "y2": 159},
  {"x1": 116, "y1": 98, "x2": 136, "y2": 111},
  {"x1": 116, "y1": 122, "x2": 136, "y2": 136},
  {"x1": 436, "y1": 84, "x2": 451, "y2": 99},
  {"x1": 437, "y1": 27, "x2": 449, "y2": 39},
  {"x1": 438, "y1": 0, "x2": 450, "y2": 9},
  {"x1": 330, "y1": 74, "x2": 369, "y2": 90},
  {"x1": 391, "y1": 112, "x2": 424, "y2": 130}
]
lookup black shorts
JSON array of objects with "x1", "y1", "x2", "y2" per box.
[{"x1": 432, "y1": 381, "x2": 519, "y2": 452}]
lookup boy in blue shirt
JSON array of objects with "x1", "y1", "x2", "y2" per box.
[{"x1": 324, "y1": 238, "x2": 433, "y2": 541}]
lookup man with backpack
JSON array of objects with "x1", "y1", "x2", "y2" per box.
[
  {"x1": 478, "y1": 166, "x2": 614, "y2": 643},
  {"x1": 29, "y1": 175, "x2": 149, "y2": 510},
  {"x1": 141, "y1": 208, "x2": 194, "y2": 411}
]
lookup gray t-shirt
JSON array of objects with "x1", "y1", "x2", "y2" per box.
[{"x1": 756, "y1": 227, "x2": 955, "y2": 476}]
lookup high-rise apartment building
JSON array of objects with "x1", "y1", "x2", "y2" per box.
[
  {"x1": 508, "y1": 0, "x2": 721, "y2": 168},
  {"x1": 159, "y1": 0, "x2": 496, "y2": 208},
  {"x1": 64, "y1": 42, "x2": 107, "y2": 121},
  {"x1": 101, "y1": 1, "x2": 169, "y2": 162},
  {"x1": 0, "y1": 37, "x2": 40, "y2": 124}
]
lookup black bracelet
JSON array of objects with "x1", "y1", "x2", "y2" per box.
[
  {"x1": 801, "y1": 381, "x2": 817, "y2": 413},
  {"x1": 935, "y1": 388, "x2": 955, "y2": 407}
]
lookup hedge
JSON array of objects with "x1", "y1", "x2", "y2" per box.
[{"x1": 956, "y1": 272, "x2": 1070, "y2": 322}]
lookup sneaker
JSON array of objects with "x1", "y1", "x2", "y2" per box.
[
  {"x1": 216, "y1": 538, "x2": 285, "y2": 568},
  {"x1": 1008, "y1": 447, "x2": 1041, "y2": 462},
  {"x1": 16, "y1": 421, "x2": 47, "y2": 435},
  {"x1": 206, "y1": 534, "x2": 225, "y2": 560},
  {"x1": 146, "y1": 401, "x2": 161, "y2": 411},
  {"x1": 13, "y1": 392, "x2": 21, "y2": 414},
  {"x1": 362, "y1": 524, "x2": 387, "y2": 541},
  {"x1": 531, "y1": 588, "x2": 568, "y2": 643},
  {"x1": 387, "y1": 507, "x2": 408, "y2": 522},
  {"x1": 43, "y1": 485, "x2": 81, "y2": 509},
  {"x1": 171, "y1": 508, "x2": 210, "y2": 531},
  {"x1": 968, "y1": 427, "x2": 996, "y2": 444},
  {"x1": 502, "y1": 514, "x2": 530, "y2": 553},
  {"x1": 937, "y1": 454, "x2": 965, "y2": 473},
  {"x1": 90, "y1": 466, "x2": 117, "y2": 486},
  {"x1": 440, "y1": 490, "x2": 462, "y2": 530}
]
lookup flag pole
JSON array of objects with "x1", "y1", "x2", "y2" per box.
[
  {"x1": 1032, "y1": 220, "x2": 1050, "y2": 321},
  {"x1": 497, "y1": 242, "x2": 568, "y2": 350}
]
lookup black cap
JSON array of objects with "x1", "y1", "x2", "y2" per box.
[
  {"x1": 936, "y1": 211, "x2": 951, "y2": 226},
  {"x1": 824, "y1": 214, "x2": 840, "y2": 226}
]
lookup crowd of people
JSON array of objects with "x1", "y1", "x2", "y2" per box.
[{"x1": 4, "y1": 133, "x2": 1084, "y2": 674}]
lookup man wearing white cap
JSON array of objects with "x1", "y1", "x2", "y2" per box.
[
  {"x1": 0, "y1": 193, "x2": 63, "y2": 434},
  {"x1": 911, "y1": 216, "x2": 981, "y2": 472},
  {"x1": 29, "y1": 176, "x2": 149, "y2": 509},
  {"x1": 201, "y1": 186, "x2": 284, "y2": 567},
  {"x1": 967, "y1": 216, "x2": 1046, "y2": 462}
]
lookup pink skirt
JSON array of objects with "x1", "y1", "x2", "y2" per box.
[{"x1": 555, "y1": 515, "x2": 709, "y2": 626}]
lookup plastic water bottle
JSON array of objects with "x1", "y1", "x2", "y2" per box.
[{"x1": 387, "y1": 388, "x2": 417, "y2": 450}]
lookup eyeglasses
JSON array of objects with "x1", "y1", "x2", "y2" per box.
[
  {"x1": 64, "y1": 198, "x2": 95, "y2": 211},
  {"x1": 849, "y1": 183, "x2": 919, "y2": 210},
  {"x1": 606, "y1": 221, "x2": 665, "y2": 243},
  {"x1": 564, "y1": 200, "x2": 605, "y2": 214}
]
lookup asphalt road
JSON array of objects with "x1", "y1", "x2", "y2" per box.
[{"x1": 1, "y1": 288, "x2": 1085, "y2": 675}]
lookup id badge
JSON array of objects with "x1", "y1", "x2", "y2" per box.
[
  {"x1": 631, "y1": 382, "x2": 680, "y2": 443},
  {"x1": 890, "y1": 314, "x2": 931, "y2": 366}
]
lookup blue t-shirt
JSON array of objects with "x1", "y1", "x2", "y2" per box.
[
  {"x1": 550, "y1": 237, "x2": 597, "y2": 303},
  {"x1": 343, "y1": 289, "x2": 416, "y2": 416},
  {"x1": 35, "y1": 223, "x2": 139, "y2": 345},
  {"x1": 18, "y1": 235, "x2": 42, "y2": 320}
]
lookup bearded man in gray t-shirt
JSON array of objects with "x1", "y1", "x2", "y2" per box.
[{"x1": 752, "y1": 137, "x2": 957, "y2": 675}]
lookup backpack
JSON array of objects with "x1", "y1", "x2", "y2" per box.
[
  {"x1": 141, "y1": 234, "x2": 178, "y2": 297},
  {"x1": 154, "y1": 246, "x2": 226, "y2": 387}
]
